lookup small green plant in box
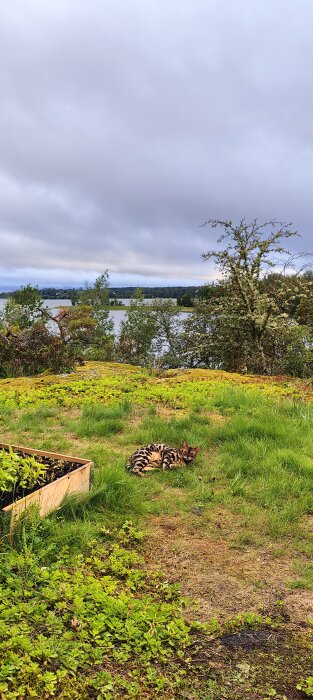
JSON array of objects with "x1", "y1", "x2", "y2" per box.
[
  {"x1": 0, "y1": 446, "x2": 47, "y2": 496},
  {"x1": 296, "y1": 676, "x2": 313, "y2": 697},
  {"x1": 0, "y1": 446, "x2": 87, "y2": 515}
]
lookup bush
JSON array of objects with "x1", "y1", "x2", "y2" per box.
[{"x1": 0, "y1": 326, "x2": 77, "y2": 377}]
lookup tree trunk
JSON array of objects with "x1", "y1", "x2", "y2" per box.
[{"x1": 256, "y1": 337, "x2": 268, "y2": 375}]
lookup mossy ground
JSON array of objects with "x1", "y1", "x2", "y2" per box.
[{"x1": 0, "y1": 363, "x2": 312, "y2": 699}]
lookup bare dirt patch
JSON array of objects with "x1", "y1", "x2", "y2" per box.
[
  {"x1": 156, "y1": 404, "x2": 188, "y2": 420},
  {"x1": 205, "y1": 410, "x2": 228, "y2": 423},
  {"x1": 145, "y1": 514, "x2": 312, "y2": 626}
]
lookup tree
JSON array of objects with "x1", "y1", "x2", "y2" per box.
[
  {"x1": 77, "y1": 271, "x2": 114, "y2": 358},
  {"x1": 180, "y1": 289, "x2": 252, "y2": 371},
  {"x1": 1, "y1": 285, "x2": 46, "y2": 331},
  {"x1": 0, "y1": 276, "x2": 115, "y2": 375},
  {"x1": 117, "y1": 290, "x2": 158, "y2": 366},
  {"x1": 149, "y1": 298, "x2": 182, "y2": 367},
  {"x1": 200, "y1": 218, "x2": 309, "y2": 374},
  {"x1": 197, "y1": 283, "x2": 225, "y2": 302},
  {"x1": 177, "y1": 293, "x2": 194, "y2": 308},
  {"x1": 116, "y1": 291, "x2": 182, "y2": 368}
]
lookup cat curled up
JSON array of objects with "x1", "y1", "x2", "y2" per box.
[{"x1": 126, "y1": 442, "x2": 200, "y2": 476}]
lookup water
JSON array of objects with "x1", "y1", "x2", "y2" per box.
[
  {"x1": 0, "y1": 299, "x2": 72, "y2": 311},
  {"x1": 0, "y1": 298, "x2": 189, "y2": 335}
]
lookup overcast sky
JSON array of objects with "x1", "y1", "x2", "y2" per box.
[{"x1": 1, "y1": 0, "x2": 313, "y2": 290}]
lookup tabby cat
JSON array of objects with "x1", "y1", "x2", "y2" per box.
[{"x1": 126, "y1": 442, "x2": 200, "y2": 476}]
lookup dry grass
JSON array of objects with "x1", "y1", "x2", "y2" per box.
[{"x1": 144, "y1": 514, "x2": 313, "y2": 627}]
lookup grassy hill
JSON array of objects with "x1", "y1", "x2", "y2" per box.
[{"x1": 0, "y1": 363, "x2": 312, "y2": 699}]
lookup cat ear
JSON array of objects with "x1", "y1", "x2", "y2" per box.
[
  {"x1": 182, "y1": 441, "x2": 188, "y2": 448},
  {"x1": 194, "y1": 447, "x2": 200, "y2": 454}
]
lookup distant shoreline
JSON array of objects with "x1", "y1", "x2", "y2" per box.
[
  {"x1": 104, "y1": 304, "x2": 193, "y2": 312},
  {"x1": 0, "y1": 285, "x2": 199, "y2": 300}
]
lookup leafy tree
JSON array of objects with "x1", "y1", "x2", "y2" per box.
[
  {"x1": 0, "y1": 276, "x2": 114, "y2": 375},
  {"x1": 116, "y1": 292, "x2": 181, "y2": 367},
  {"x1": 180, "y1": 290, "x2": 251, "y2": 371},
  {"x1": 150, "y1": 298, "x2": 182, "y2": 367},
  {"x1": 77, "y1": 271, "x2": 114, "y2": 359},
  {"x1": 197, "y1": 282, "x2": 225, "y2": 302},
  {"x1": 117, "y1": 290, "x2": 158, "y2": 366},
  {"x1": 0, "y1": 285, "x2": 46, "y2": 331},
  {"x1": 79, "y1": 272, "x2": 109, "y2": 306},
  {"x1": 261, "y1": 319, "x2": 313, "y2": 377},
  {"x1": 200, "y1": 218, "x2": 310, "y2": 374},
  {"x1": 177, "y1": 293, "x2": 194, "y2": 308}
]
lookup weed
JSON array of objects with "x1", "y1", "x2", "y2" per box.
[
  {"x1": 296, "y1": 676, "x2": 313, "y2": 697},
  {"x1": 288, "y1": 562, "x2": 313, "y2": 589}
]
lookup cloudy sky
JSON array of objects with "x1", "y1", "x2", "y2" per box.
[{"x1": 1, "y1": 0, "x2": 313, "y2": 290}]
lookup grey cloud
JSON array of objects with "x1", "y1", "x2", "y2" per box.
[{"x1": 0, "y1": 0, "x2": 313, "y2": 288}]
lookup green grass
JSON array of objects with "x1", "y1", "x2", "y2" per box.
[
  {"x1": 288, "y1": 561, "x2": 313, "y2": 589},
  {"x1": 1, "y1": 368, "x2": 313, "y2": 698},
  {"x1": 74, "y1": 401, "x2": 131, "y2": 437},
  {"x1": 115, "y1": 401, "x2": 313, "y2": 541},
  {"x1": 209, "y1": 404, "x2": 313, "y2": 540},
  {"x1": 2, "y1": 386, "x2": 313, "y2": 544},
  {"x1": 3, "y1": 405, "x2": 58, "y2": 437}
]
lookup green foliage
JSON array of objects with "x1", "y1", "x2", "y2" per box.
[
  {"x1": 74, "y1": 401, "x2": 131, "y2": 437},
  {"x1": 117, "y1": 292, "x2": 181, "y2": 368},
  {"x1": 0, "y1": 448, "x2": 47, "y2": 495},
  {"x1": 78, "y1": 271, "x2": 114, "y2": 346},
  {"x1": 296, "y1": 676, "x2": 313, "y2": 697},
  {"x1": 0, "y1": 285, "x2": 45, "y2": 331},
  {"x1": 117, "y1": 289, "x2": 159, "y2": 366},
  {"x1": 177, "y1": 293, "x2": 194, "y2": 307},
  {"x1": 185, "y1": 218, "x2": 313, "y2": 376},
  {"x1": 0, "y1": 522, "x2": 195, "y2": 699},
  {"x1": 0, "y1": 325, "x2": 77, "y2": 378},
  {"x1": 0, "y1": 275, "x2": 114, "y2": 378}
]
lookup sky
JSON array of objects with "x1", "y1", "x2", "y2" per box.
[{"x1": 1, "y1": 0, "x2": 313, "y2": 290}]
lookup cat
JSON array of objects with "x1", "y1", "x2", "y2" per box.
[{"x1": 126, "y1": 441, "x2": 200, "y2": 476}]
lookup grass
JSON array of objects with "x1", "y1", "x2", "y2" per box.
[
  {"x1": 0, "y1": 362, "x2": 312, "y2": 699},
  {"x1": 2, "y1": 375, "x2": 312, "y2": 545},
  {"x1": 74, "y1": 401, "x2": 131, "y2": 437}
]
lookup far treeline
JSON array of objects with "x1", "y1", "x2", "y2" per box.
[
  {"x1": 0, "y1": 286, "x2": 199, "y2": 307},
  {"x1": 1, "y1": 219, "x2": 313, "y2": 379}
]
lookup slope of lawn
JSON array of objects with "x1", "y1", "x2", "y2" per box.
[{"x1": 0, "y1": 362, "x2": 312, "y2": 700}]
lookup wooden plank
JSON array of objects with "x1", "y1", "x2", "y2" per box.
[
  {"x1": 0, "y1": 443, "x2": 90, "y2": 465},
  {"x1": 3, "y1": 463, "x2": 91, "y2": 525}
]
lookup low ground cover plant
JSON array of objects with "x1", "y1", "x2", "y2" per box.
[
  {"x1": 0, "y1": 363, "x2": 312, "y2": 698},
  {"x1": 0, "y1": 520, "x2": 200, "y2": 700}
]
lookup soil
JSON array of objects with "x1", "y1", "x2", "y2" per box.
[
  {"x1": 145, "y1": 514, "x2": 313, "y2": 699},
  {"x1": 145, "y1": 514, "x2": 313, "y2": 625},
  {"x1": 0, "y1": 447, "x2": 84, "y2": 509}
]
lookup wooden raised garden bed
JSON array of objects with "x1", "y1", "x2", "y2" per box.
[{"x1": 0, "y1": 443, "x2": 93, "y2": 527}]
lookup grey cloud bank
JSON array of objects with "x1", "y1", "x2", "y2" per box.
[{"x1": 1, "y1": 0, "x2": 313, "y2": 289}]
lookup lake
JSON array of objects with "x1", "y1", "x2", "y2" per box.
[{"x1": 0, "y1": 299, "x2": 189, "y2": 334}]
